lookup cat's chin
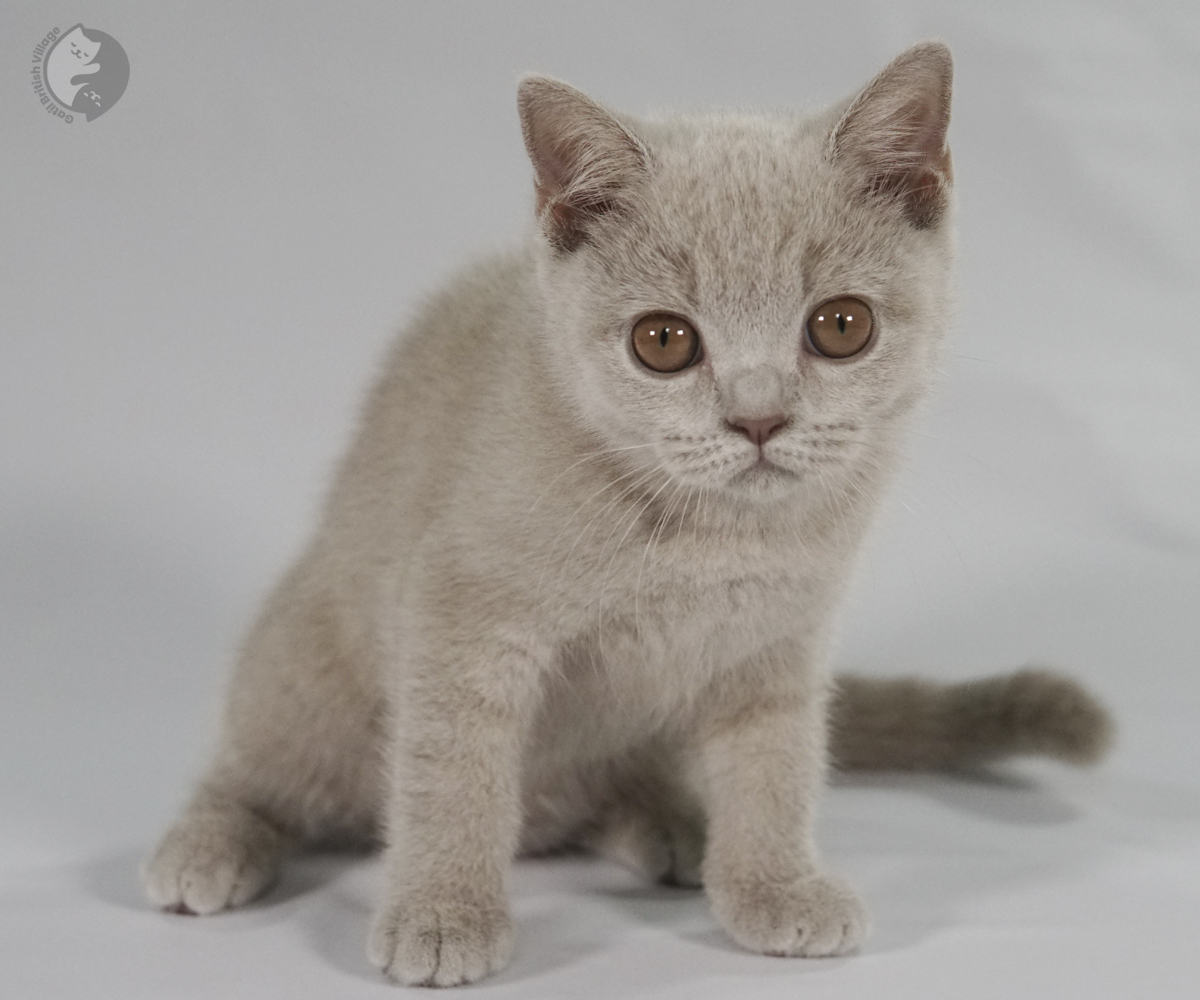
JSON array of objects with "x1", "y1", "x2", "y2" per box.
[{"x1": 725, "y1": 458, "x2": 801, "y2": 497}]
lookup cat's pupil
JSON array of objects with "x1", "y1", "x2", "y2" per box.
[
  {"x1": 659, "y1": 327, "x2": 669, "y2": 348},
  {"x1": 837, "y1": 314, "x2": 847, "y2": 334}
]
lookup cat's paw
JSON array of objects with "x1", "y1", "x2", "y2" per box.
[
  {"x1": 708, "y1": 872, "x2": 869, "y2": 957},
  {"x1": 368, "y1": 894, "x2": 515, "y2": 987},
  {"x1": 142, "y1": 806, "x2": 283, "y2": 915}
]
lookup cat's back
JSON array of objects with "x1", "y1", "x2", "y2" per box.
[{"x1": 318, "y1": 245, "x2": 540, "y2": 576}]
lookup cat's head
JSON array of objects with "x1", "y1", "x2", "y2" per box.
[
  {"x1": 519, "y1": 43, "x2": 955, "y2": 509},
  {"x1": 63, "y1": 27, "x2": 101, "y2": 64}
]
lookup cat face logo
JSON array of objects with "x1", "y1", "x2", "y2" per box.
[{"x1": 42, "y1": 24, "x2": 129, "y2": 121}]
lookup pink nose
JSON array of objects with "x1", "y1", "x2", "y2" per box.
[{"x1": 727, "y1": 415, "x2": 787, "y2": 447}]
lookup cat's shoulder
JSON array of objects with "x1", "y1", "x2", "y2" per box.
[
  {"x1": 364, "y1": 245, "x2": 537, "y2": 404},
  {"x1": 406, "y1": 246, "x2": 536, "y2": 342}
]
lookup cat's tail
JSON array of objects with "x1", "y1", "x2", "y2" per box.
[{"x1": 829, "y1": 668, "x2": 1115, "y2": 771}]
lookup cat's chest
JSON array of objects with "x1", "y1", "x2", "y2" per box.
[
  {"x1": 530, "y1": 549, "x2": 833, "y2": 772},
  {"x1": 614, "y1": 519, "x2": 824, "y2": 606},
  {"x1": 558, "y1": 532, "x2": 838, "y2": 687},
  {"x1": 523, "y1": 524, "x2": 849, "y2": 772}
]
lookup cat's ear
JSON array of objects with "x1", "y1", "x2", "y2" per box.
[
  {"x1": 829, "y1": 41, "x2": 954, "y2": 229},
  {"x1": 517, "y1": 76, "x2": 649, "y2": 252}
]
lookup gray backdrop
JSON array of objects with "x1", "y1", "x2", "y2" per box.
[{"x1": 3, "y1": 2, "x2": 1198, "y2": 997}]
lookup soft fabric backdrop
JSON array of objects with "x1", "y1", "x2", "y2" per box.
[{"x1": 2, "y1": 2, "x2": 1197, "y2": 997}]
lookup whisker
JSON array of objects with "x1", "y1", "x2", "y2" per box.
[
  {"x1": 596, "y1": 474, "x2": 674, "y2": 663},
  {"x1": 533, "y1": 462, "x2": 660, "y2": 604},
  {"x1": 634, "y1": 479, "x2": 686, "y2": 638},
  {"x1": 522, "y1": 442, "x2": 659, "y2": 521}
]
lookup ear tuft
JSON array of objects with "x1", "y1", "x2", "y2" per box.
[
  {"x1": 829, "y1": 41, "x2": 954, "y2": 229},
  {"x1": 517, "y1": 76, "x2": 648, "y2": 252}
]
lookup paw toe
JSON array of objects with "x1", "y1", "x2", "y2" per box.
[
  {"x1": 370, "y1": 899, "x2": 514, "y2": 987},
  {"x1": 712, "y1": 872, "x2": 869, "y2": 958},
  {"x1": 142, "y1": 811, "x2": 281, "y2": 915}
]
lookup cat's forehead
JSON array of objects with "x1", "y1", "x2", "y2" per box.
[
  {"x1": 642, "y1": 116, "x2": 825, "y2": 244},
  {"x1": 599, "y1": 113, "x2": 914, "y2": 324}
]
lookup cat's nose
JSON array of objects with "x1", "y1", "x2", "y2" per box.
[
  {"x1": 723, "y1": 366, "x2": 787, "y2": 444},
  {"x1": 727, "y1": 414, "x2": 787, "y2": 447}
]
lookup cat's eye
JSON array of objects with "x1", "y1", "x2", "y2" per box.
[
  {"x1": 806, "y1": 297, "x2": 874, "y2": 359},
  {"x1": 631, "y1": 314, "x2": 701, "y2": 373}
]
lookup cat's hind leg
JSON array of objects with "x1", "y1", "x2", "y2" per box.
[
  {"x1": 142, "y1": 783, "x2": 287, "y2": 914},
  {"x1": 580, "y1": 802, "x2": 705, "y2": 888},
  {"x1": 523, "y1": 749, "x2": 707, "y2": 888},
  {"x1": 143, "y1": 557, "x2": 383, "y2": 914}
]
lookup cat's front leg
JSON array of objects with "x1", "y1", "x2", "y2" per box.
[
  {"x1": 698, "y1": 652, "x2": 869, "y2": 958},
  {"x1": 368, "y1": 625, "x2": 547, "y2": 987}
]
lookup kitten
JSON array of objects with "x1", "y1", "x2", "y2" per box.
[
  {"x1": 45, "y1": 26, "x2": 101, "y2": 109},
  {"x1": 143, "y1": 42, "x2": 1113, "y2": 987}
]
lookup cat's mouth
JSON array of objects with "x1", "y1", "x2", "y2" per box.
[{"x1": 730, "y1": 455, "x2": 798, "y2": 486}]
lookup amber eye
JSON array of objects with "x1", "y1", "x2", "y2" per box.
[
  {"x1": 806, "y1": 297, "x2": 874, "y2": 359},
  {"x1": 631, "y1": 314, "x2": 701, "y2": 373}
]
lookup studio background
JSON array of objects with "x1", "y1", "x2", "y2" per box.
[{"x1": 2, "y1": 2, "x2": 1197, "y2": 997}]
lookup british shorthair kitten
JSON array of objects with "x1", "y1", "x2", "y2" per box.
[{"x1": 143, "y1": 41, "x2": 1112, "y2": 986}]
